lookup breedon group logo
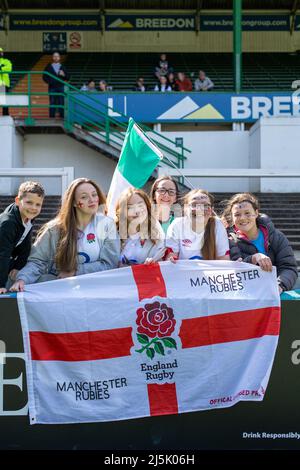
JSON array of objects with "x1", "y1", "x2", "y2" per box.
[
  {"x1": 157, "y1": 96, "x2": 225, "y2": 120},
  {"x1": 108, "y1": 18, "x2": 134, "y2": 29}
]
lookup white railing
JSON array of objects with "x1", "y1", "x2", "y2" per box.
[
  {"x1": 159, "y1": 168, "x2": 300, "y2": 178},
  {"x1": 0, "y1": 167, "x2": 74, "y2": 194}
]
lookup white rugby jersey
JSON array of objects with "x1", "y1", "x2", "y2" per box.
[{"x1": 166, "y1": 216, "x2": 229, "y2": 260}]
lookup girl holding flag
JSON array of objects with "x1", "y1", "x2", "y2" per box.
[
  {"x1": 10, "y1": 178, "x2": 120, "y2": 290},
  {"x1": 116, "y1": 188, "x2": 165, "y2": 266},
  {"x1": 165, "y1": 189, "x2": 230, "y2": 262}
]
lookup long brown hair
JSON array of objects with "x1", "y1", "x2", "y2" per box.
[
  {"x1": 37, "y1": 178, "x2": 106, "y2": 272},
  {"x1": 115, "y1": 188, "x2": 160, "y2": 245},
  {"x1": 222, "y1": 193, "x2": 260, "y2": 228},
  {"x1": 184, "y1": 189, "x2": 217, "y2": 260}
]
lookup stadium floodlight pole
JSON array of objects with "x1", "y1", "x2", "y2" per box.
[{"x1": 233, "y1": 0, "x2": 242, "y2": 94}]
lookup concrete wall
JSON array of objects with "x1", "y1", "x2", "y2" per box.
[
  {"x1": 161, "y1": 130, "x2": 250, "y2": 192},
  {"x1": 2, "y1": 115, "x2": 300, "y2": 196},
  {"x1": 23, "y1": 134, "x2": 116, "y2": 195},
  {"x1": 0, "y1": 117, "x2": 16, "y2": 194},
  {"x1": 250, "y1": 117, "x2": 300, "y2": 192},
  {"x1": 0, "y1": 30, "x2": 297, "y2": 54}
]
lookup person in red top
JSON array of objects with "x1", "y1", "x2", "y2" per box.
[{"x1": 175, "y1": 72, "x2": 192, "y2": 92}]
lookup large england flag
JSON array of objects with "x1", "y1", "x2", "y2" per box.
[{"x1": 17, "y1": 260, "x2": 281, "y2": 425}]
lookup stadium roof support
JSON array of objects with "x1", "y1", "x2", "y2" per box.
[
  {"x1": 234, "y1": 0, "x2": 242, "y2": 94},
  {"x1": 0, "y1": 0, "x2": 9, "y2": 12},
  {"x1": 290, "y1": 0, "x2": 299, "y2": 35}
]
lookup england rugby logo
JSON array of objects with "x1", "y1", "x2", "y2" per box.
[{"x1": 135, "y1": 301, "x2": 177, "y2": 360}]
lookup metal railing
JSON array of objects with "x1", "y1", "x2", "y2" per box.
[
  {"x1": 2, "y1": 71, "x2": 191, "y2": 171},
  {"x1": 159, "y1": 168, "x2": 300, "y2": 178}
]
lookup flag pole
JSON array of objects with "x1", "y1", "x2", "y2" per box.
[
  {"x1": 135, "y1": 123, "x2": 196, "y2": 190},
  {"x1": 158, "y1": 153, "x2": 195, "y2": 190}
]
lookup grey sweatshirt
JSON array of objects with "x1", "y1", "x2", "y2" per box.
[
  {"x1": 194, "y1": 76, "x2": 214, "y2": 91},
  {"x1": 16, "y1": 213, "x2": 120, "y2": 284}
]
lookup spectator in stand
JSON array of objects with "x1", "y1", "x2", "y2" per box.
[
  {"x1": 154, "y1": 53, "x2": 173, "y2": 80},
  {"x1": 99, "y1": 80, "x2": 112, "y2": 92},
  {"x1": 175, "y1": 72, "x2": 193, "y2": 92},
  {"x1": 133, "y1": 77, "x2": 147, "y2": 92},
  {"x1": 43, "y1": 51, "x2": 70, "y2": 119},
  {"x1": 154, "y1": 76, "x2": 172, "y2": 92},
  {"x1": 0, "y1": 47, "x2": 12, "y2": 116},
  {"x1": 80, "y1": 79, "x2": 97, "y2": 92},
  {"x1": 99, "y1": 80, "x2": 107, "y2": 92},
  {"x1": 194, "y1": 70, "x2": 214, "y2": 91},
  {"x1": 167, "y1": 72, "x2": 177, "y2": 91}
]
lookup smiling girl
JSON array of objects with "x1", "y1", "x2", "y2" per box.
[
  {"x1": 224, "y1": 192, "x2": 297, "y2": 293},
  {"x1": 116, "y1": 188, "x2": 165, "y2": 266},
  {"x1": 166, "y1": 189, "x2": 229, "y2": 262},
  {"x1": 10, "y1": 178, "x2": 120, "y2": 291},
  {"x1": 149, "y1": 175, "x2": 180, "y2": 233}
]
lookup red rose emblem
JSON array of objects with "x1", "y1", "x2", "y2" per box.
[
  {"x1": 136, "y1": 301, "x2": 176, "y2": 339},
  {"x1": 87, "y1": 233, "x2": 95, "y2": 243}
]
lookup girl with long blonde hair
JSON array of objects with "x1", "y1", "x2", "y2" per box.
[{"x1": 115, "y1": 188, "x2": 165, "y2": 266}]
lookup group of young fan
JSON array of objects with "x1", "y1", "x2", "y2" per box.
[{"x1": 0, "y1": 175, "x2": 297, "y2": 295}]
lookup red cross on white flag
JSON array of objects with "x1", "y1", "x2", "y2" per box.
[{"x1": 18, "y1": 260, "x2": 280, "y2": 424}]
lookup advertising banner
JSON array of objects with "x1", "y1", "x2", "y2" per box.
[
  {"x1": 200, "y1": 14, "x2": 290, "y2": 31},
  {"x1": 69, "y1": 92, "x2": 300, "y2": 124},
  {"x1": 105, "y1": 14, "x2": 195, "y2": 31},
  {"x1": 10, "y1": 14, "x2": 100, "y2": 31}
]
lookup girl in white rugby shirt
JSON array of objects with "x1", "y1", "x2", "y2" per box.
[
  {"x1": 116, "y1": 188, "x2": 165, "y2": 266},
  {"x1": 165, "y1": 189, "x2": 229, "y2": 262},
  {"x1": 11, "y1": 178, "x2": 120, "y2": 290}
]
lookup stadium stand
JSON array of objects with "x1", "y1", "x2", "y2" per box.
[
  {"x1": 61, "y1": 52, "x2": 300, "y2": 92},
  {"x1": 7, "y1": 52, "x2": 300, "y2": 95},
  {"x1": 9, "y1": 54, "x2": 67, "y2": 119},
  {"x1": 5, "y1": 52, "x2": 42, "y2": 89}
]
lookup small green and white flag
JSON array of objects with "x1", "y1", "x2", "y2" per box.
[{"x1": 107, "y1": 118, "x2": 163, "y2": 217}]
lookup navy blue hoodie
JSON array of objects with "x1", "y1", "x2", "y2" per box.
[{"x1": 0, "y1": 203, "x2": 33, "y2": 287}]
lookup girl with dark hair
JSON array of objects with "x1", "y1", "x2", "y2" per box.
[
  {"x1": 116, "y1": 188, "x2": 165, "y2": 266},
  {"x1": 149, "y1": 175, "x2": 180, "y2": 233},
  {"x1": 11, "y1": 178, "x2": 120, "y2": 291},
  {"x1": 165, "y1": 189, "x2": 229, "y2": 262},
  {"x1": 223, "y1": 192, "x2": 297, "y2": 293}
]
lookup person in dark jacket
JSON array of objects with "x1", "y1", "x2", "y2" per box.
[
  {"x1": 133, "y1": 77, "x2": 147, "y2": 92},
  {"x1": 0, "y1": 181, "x2": 45, "y2": 294},
  {"x1": 223, "y1": 192, "x2": 298, "y2": 293},
  {"x1": 43, "y1": 51, "x2": 70, "y2": 118}
]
